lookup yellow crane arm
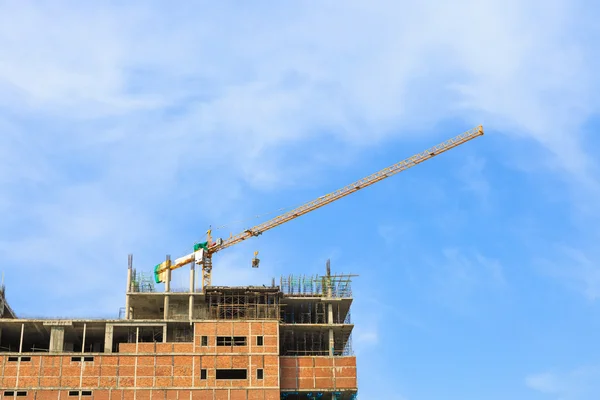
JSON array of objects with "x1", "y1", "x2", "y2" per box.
[
  {"x1": 210, "y1": 125, "x2": 484, "y2": 253},
  {"x1": 154, "y1": 125, "x2": 484, "y2": 284}
]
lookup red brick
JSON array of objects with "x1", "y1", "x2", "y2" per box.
[
  {"x1": 315, "y1": 367, "x2": 333, "y2": 377},
  {"x1": 233, "y1": 323, "x2": 249, "y2": 336},
  {"x1": 100, "y1": 366, "x2": 118, "y2": 376},
  {"x1": 335, "y1": 376, "x2": 357, "y2": 388},
  {"x1": 155, "y1": 377, "x2": 172, "y2": 387},
  {"x1": 165, "y1": 390, "x2": 178, "y2": 400},
  {"x1": 156, "y1": 343, "x2": 173, "y2": 353},
  {"x1": 137, "y1": 366, "x2": 155, "y2": 376},
  {"x1": 298, "y1": 367, "x2": 315, "y2": 378},
  {"x1": 99, "y1": 377, "x2": 118, "y2": 386},
  {"x1": 156, "y1": 356, "x2": 172, "y2": 366},
  {"x1": 173, "y1": 343, "x2": 193, "y2": 353},
  {"x1": 214, "y1": 390, "x2": 228, "y2": 400},
  {"x1": 36, "y1": 391, "x2": 59, "y2": 400},
  {"x1": 61, "y1": 376, "x2": 79, "y2": 387},
  {"x1": 314, "y1": 357, "x2": 333, "y2": 367},
  {"x1": 101, "y1": 356, "x2": 119, "y2": 365},
  {"x1": 315, "y1": 377, "x2": 334, "y2": 389},
  {"x1": 280, "y1": 367, "x2": 297, "y2": 379},
  {"x1": 119, "y1": 343, "x2": 136, "y2": 353},
  {"x1": 335, "y1": 366, "x2": 357, "y2": 377},
  {"x1": 247, "y1": 390, "x2": 263, "y2": 400},
  {"x1": 264, "y1": 375, "x2": 278, "y2": 387},
  {"x1": 120, "y1": 357, "x2": 136, "y2": 366},
  {"x1": 123, "y1": 391, "x2": 135, "y2": 400},
  {"x1": 263, "y1": 323, "x2": 277, "y2": 335},
  {"x1": 138, "y1": 356, "x2": 154, "y2": 366},
  {"x1": 264, "y1": 390, "x2": 280, "y2": 400},
  {"x1": 334, "y1": 357, "x2": 356, "y2": 367},
  {"x1": 216, "y1": 324, "x2": 233, "y2": 335},
  {"x1": 191, "y1": 390, "x2": 212, "y2": 400},
  {"x1": 230, "y1": 390, "x2": 246, "y2": 400},
  {"x1": 2, "y1": 377, "x2": 16, "y2": 387},
  {"x1": 40, "y1": 377, "x2": 61, "y2": 387},
  {"x1": 136, "y1": 391, "x2": 151, "y2": 400},
  {"x1": 81, "y1": 376, "x2": 98, "y2": 386},
  {"x1": 118, "y1": 376, "x2": 135, "y2": 387},
  {"x1": 137, "y1": 343, "x2": 156, "y2": 353},
  {"x1": 18, "y1": 376, "x2": 39, "y2": 388},
  {"x1": 137, "y1": 377, "x2": 154, "y2": 387},
  {"x1": 298, "y1": 377, "x2": 316, "y2": 389},
  {"x1": 297, "y1": 357, "x2": 314, "y2": 367},
  {"x1": 151, "y1": 390, "x2": 166, "y2": 400},
  {"x1": 62, "y1": 365, "x2": 81, "y2": 375},
  {"x1": 94, "y1": 391, "x2": 110, "y2": 400},
  {"x1": 119, "y1": 366, "x2": 136, "y2": 376},
  {"x1": 173, "y1": 356, "x2": 193, "y2": 366},
  {"x1": 280, "y1": 377, "x2": 297, "y2": 389},
  {"x1": 173, "y1": 376, "x2": 192, "y2": 386}
]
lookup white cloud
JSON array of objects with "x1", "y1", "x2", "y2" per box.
[
  {"x1": 420, "y1": 248, "x2": 506, "y2": 314},
  {"x1": 0, "y1": 0, "x2": 598, "y2": 316},
  {"x1": 526, "y1": 366, "x2": 600, "y2": 399},
  {"x1": 537, "y1": 246, "x2": 600, "y2": 301}
]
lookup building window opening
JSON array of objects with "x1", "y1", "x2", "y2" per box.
[
  {"x1": 216, "y1": 369, "x2": 247, "y2": 380},
  {"x1": 216, "y1": 336, "x2": 246, "y2": 346},
  {"x1": 200, "y1": 369, "x2": 207, "y2": 380},
  {"x1": 201, "y1": 336, "x2": 208, "y2": 346},
  {"x1": 256, "y1": 336, "x2": 263, "y2": 346},
  {"x1": 257, "y1": 369, "x2": 264, "y2": 380}
]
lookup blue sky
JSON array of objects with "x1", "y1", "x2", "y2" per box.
[{"x1": 1, "y1": 1, "x2": 600, "y2": 398}]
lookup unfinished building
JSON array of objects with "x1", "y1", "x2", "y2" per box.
[{"x1": 0, "y1": 260, "x2": 358, "y2": 399}]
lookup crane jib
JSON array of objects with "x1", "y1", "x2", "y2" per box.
[
  {"x1": 155, "y1": 125, "x2": 483, "y2": 280},
  {"x1": 210, "y1": 125, "x2": 483, "y2": 254}
]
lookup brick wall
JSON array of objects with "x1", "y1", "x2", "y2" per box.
[
  {"x1": 279, "y1": 356, "x2": 357, "y2": 391},
  {"x1": 0, "y1": 321, "x2": 281, "y2": 400}
]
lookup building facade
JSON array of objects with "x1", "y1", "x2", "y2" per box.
[{"x1": 0, "y1": 264, "x2": 358, "y2": 399}]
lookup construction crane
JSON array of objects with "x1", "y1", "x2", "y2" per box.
[{"x1": 154, "y1": 125, "x2": 484, "y2": 290}]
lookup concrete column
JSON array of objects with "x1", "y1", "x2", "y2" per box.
[
  {"x1": 326, "y1": 260, "x2": 334, "y2": 356},
  {"x1": 81, "y1": 323, "x2": 87, "y2": 353},
  {"x1": 328, "y1": 303, "x2": 334, "y2": 356},
  {"x1": 49, "y1": 326, "x2": 65, "y2": 353},
  {"x1": 164, "y1": 256, "x2": 171, "y2": 320},
  {"x1": 189, "y1": 264, "x2": 195, "y2": 321},
  {"x1": 126, "y1": 255, "x2": 133, "y2": 320},
  {"x1": 104, "y1": 324, "x2": 114, "y2": 354},
  {"x1": 19, "y1": 323, "x2": 24, "y2": 353}
]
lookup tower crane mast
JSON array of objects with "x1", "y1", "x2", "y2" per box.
[{"x1": 154, "y1": 125, "x2": 484, "y2": 289}]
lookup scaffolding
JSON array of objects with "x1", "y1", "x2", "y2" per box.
[
  {"x1": 280, "y1": 273, "x2": 355, "y2": 298},
  {"x1": 205, "y1": 287, "x2": 281, "y2": 320},
  {"x1": 130, "y1": 269, "x2": 155, "y2": 293}
]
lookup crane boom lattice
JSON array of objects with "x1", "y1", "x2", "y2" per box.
[{"x1": 154, "y1": 125, "x2": 484, "y2": 289}]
